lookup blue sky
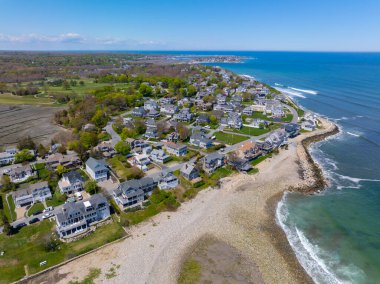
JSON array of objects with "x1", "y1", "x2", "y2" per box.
[{"x1": 0, "y1": 0, "x2": 379, "y2": 51}]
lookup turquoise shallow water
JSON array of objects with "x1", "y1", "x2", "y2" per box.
[{"x1": 143, "y1": 51, "x2": 380, "y2": 283}]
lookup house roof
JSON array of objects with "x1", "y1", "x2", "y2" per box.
[
  {"x1": 180, "y1": 163, "x2": 197, "y2": 175},
  {"x1": 62, "y1": 171, "x2": 85, "y2": 184},
  {"x1": 86, "y1": 157, "x2": 108, "y2": 172}
]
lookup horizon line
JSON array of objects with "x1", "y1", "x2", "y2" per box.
[{"x1": 0, "y1": 49, "x2": 380, "y2": 53}]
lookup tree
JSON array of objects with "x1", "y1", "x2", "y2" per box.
[
  {"x1": 139, "y1": 84, "x2": 153, "y2": 97},
  {"x1": 91, "y1": 109, "x2": 109, "y2": 128},
  {"x1": 177, "y1": 123, "x2": 190, "y2": 141},
  {"x1": 57, "y1": 145, "x2": 67, "y2": 154},
  {"x1": 37, "y1": 144, "x2": 48, "y2": 157},
  {"x1": 17, "y1": 136, "x2": 36, "y2": 150},
  {"x1": 56, "y1": 165, "x2": 67, "y2": 176},
  {"x1": 84, "y1": 180, "x2": 99, "y2": 195},
  {"x1": 210, "y1": 115, "x2": 218, "y2": 125},
  {"x1": 114, "y1": 141, "x2": 131, "y2": 155},
  {"x1": 14, "y1": 149, "x2": 34, "y2": 163},
  {"x1": 80, "y1": 132, "x2": 98, "y2": 150},
  {"x1": 1, "y1": 175, "x2": 15, "y2": 192}
]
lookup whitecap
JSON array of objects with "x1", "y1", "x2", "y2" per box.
[
  {"x1": 335, "y1": 173, "x2": 380, "y2": 184},
  {"x1": 274, "y1": 83, "x2": 283, "y2": 86},
  {"x1": 346, "y1": 131, "x2": 360, "y2": 137},
  {"x1": 289, "y1": 87, "x2": 319, "y2": 95},
  {"x1": 274, "y1": 87, "x2": 306, "y2": 98}
]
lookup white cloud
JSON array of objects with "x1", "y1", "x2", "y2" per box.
[
  {"x1": 0, "y1": 32, "x2": 84, "y2": 44},
  {"x1": 0, "y1": 32, "x2": 168, "y2": 50}
]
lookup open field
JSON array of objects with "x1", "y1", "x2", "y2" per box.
[
  {"x1": 214, "y1": 131, "x2": 247, "y2": 145},
  {"x1": 0, "y1": 93, "x2": 55, "y2": 105},
  {"x1": 0, "y1": 105, "x2": 65, "y2": 146}
]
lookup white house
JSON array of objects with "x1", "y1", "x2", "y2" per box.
[{"x1": 58, "y1": 171, "x2": 85, "y2": 194}]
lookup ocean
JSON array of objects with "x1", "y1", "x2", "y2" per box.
[{"x1": 199, "y1": 51, "x2": 380, "y2": 284}]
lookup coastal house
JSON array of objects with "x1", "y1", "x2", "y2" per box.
[
  {"x1": 45, "y1": 152, "x2": 81, "y2": 170},
  {"x1": 216, "y1": 94, "x2": 227, "y2": 105},
  {"x1": 0, "y1": 147, "x2": 16, "y2": 166},
  {"x1": 144, "y1": 126, "x2": 159, "y2": 139},
  {"x1": 157, "y1": 171, "x2": 179, "y2": 190},
  {"x1": 243, "y1": 106, "x2": 253, "y2": 116},
  {"x1": 150, "y1": 149, "x2": 170, "y2": 163},
  {"x1": 55, "y1": 194, "x2": 110, "y2": 238},
  {"x1": 174, "y1": 108, "x2": 193, "y2": 122},
  {"x1": 131, "y1": 154, "x2": 151, "y2": 171},
  {"x1": 94, "y1": 141, "x2": 115, "y2": 158},
  {"x1": 203, "y1": 152, "x2": 225, "y2": 174},
  {"x1": 167, "y1": 132, "x2": 180, "y2": 142},
  {"x1": 227, "y1": 157, "x2": 253, "y2": 172},
  {"x1": 236, "y1": 141, "x2": 262, "y2": 161},
  {"x1": 58, "y1": 171, "x2": 85, "y2": 194},
  {"x1": 264, "y1": 130, "x2": 288, "y2": 150},
  {"x1": 250, "y1": 118, "x2": 268, "y2": 129},
  {"x1": 114, "y1": 177, "x2": 158, "y2": 207},
  {"x1": 283, "y1": 123, "x2": 300, "y2": 138},
  {"x1": 13, "y1": 181, "x2": 52, "y2": 208},
  {"x1": 128, "y1": 139, "x2": 152, "y2": 155},
  {"x1": 302, "y1": 120, "x2": 317, "y2": 131},
  {"x1": 132, "y1": 106, "x2": 146, "y2": 117},
  {"x1": 145, "y1": 118, "x2": 157, "y2": 129},
  {"x1": 160, "y1": 104, "x2": 179, "y2": 115},
  {"x1": 8, "y1": 164, "x2": 34, "y2": 183},
  {"x1": 144, "y1": 100, "x2": 158, "y2": 111},
  {"x1": 146, "y1": 109, "x2": 160, "y2": 119},
  {"x1": 190, "y1": 132, "x2": 213, "y2": 149},
  {"x1": 180, "y1": 163, "x2": 200, "y2": 181},
  {"x1": 85, "y1": 157, "x2": 109, "y2": 182},
  {"x1": 164, "y1": 142, "x2": 188, "y2": 157},
  {"x1": 221, "y1": 112, "x2": 243, "y2": 129},
  {"x1": 196, "y1": 114, "x2": 210, "y2": 125}
]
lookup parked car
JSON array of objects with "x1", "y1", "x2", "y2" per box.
[
  {"x1": 43, "y1": 206, "x2": 53, "y2": 213},
  {"x1": 29, "y1": 218, "x2": 40, "y2": 224},
  {"x1": 14, "y1": 222, "x2": 26, "y2": 229},
  {"x1": 42, "y1": 213, "x2": 54, "y2": 219},
  {"x1": 32, "y1": 210, "x2": 43, "y2": 216},
  {"x1": 75, "y1": 192, "x2": 83, "y2": 201}
]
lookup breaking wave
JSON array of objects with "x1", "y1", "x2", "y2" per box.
[
  {"x1": 276, "y1": 195, "x2": 366, "y2": 284},
  {"x1": 274, "y1": 87, "x2": 306, "y2": 98},
  {"x1": 289, "y1": 87, "x2": 319, "y2": 95}
]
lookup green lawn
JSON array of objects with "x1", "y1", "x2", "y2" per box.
[
  {"x1": 232, "y1": 126, "x2": 270, "y2": 136},
  {"x1": 250, "y1": 155, "x2": 269, "y2": 166},
  {"x1": 124, "y1": 189, "x2": 180, "y2": 225},
  {"x1": 210, "y1": 167, "x2": 233, "y2": 180},
  {"x1": 46, "y1": 190, "x2": 66, "y2": 207},
  {"x1": 107, "y1": 156, "x2": 139, "y2": 181},
  {"x1": 0, "y1": 219, "x2": 126, "y2": 283},
  {"x1": 0, "y1": 93, "x2": 56, "y2": 105},
  {"x1": 2, "y1": 194, "x2": 17, "y2": 222},
  {"x1": 27, "y1": 202, "x2": 45, "y2": 217},
  {"x1": 282, "y1": 113, "x2": 294, "y2": 123},
  {"x1": 252, "y1": 112, "x2": 273, "y2": 121},
  {"x1": 214, "y1": 132, "x2": 247, "y2": 145}
]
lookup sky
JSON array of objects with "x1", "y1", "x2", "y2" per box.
[{"x1": 0, "y1": 0, "x2": 379, "y2": 51}]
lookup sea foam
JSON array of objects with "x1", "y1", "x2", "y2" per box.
[
  {"x1": 289, "y1": 87, "x2": 319, "y2": 95},
  {"x1": 274, "y1": 87, "x2": 306, "y2": 98}
]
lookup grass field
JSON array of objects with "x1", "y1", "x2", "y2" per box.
[
  {"x1": 0, "y1": 218, "x2": 126, "y2": 283},
  {"x1": 0, "y1": 93, "x2": 55, "y2": 105},
  {"x1": 4, "y1": 194, "x2": 17, "y2": 222},
  {"x1": 282, "y1": 113, "x2": 294, "y2": 123},
  {"x1": 232, "y1": 126, "x2": 270, "y2": 136},
  {"x1": 27, "y1": 202, "x2": 45, "y2": 217},
  {"x1": 250, "y1": 155, "x2": 269, "y2": 166},
  {"x1": 214, "y1": 132, "x2": 247, "y2": 145}
]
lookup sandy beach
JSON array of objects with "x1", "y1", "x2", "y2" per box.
[{"x1": 24, "y1": 118, "x2": 337, "y2": 284}]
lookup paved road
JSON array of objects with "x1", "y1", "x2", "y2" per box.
[
  {"x1": 283, "y1": 103, "x2": 299, "y2": 124},
  {"x1": 11, "y1": 205, "x2": 62, "y2": 228},
  {"x1": 105, "y1": 119, "x2": 121, "y2": 147}
]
